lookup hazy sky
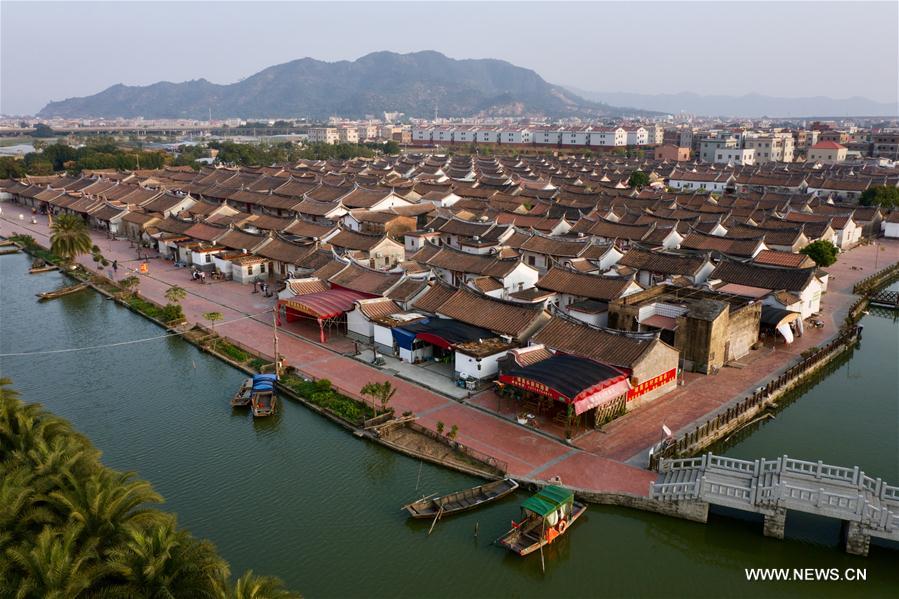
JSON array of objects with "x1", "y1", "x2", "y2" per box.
[{"x1": 2, "y1": 1, "x2": 897, "y2": 115}]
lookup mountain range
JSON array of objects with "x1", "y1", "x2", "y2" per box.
[
  {"x1": 566, "y1": 88, "x2": 898, "y2": 118},
  {"x1": 38, "y1": 51, "x2": 650, "y2": 120}
]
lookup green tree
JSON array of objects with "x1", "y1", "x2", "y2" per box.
[
  {"x1": 859, "y1": 185, "x2": 899, "y2": 209},
  {"x1": 628, "y1": 170, "x2": 650, "y2": 188},
  {"x1": 106, "y1": 517, "x2": 229, "y2": 599},
  {"x1": 203, "y1": 312, "x2": 224, "y2": 350},
  {"x1": 360, "y1": 381, "x2": 396, "y2": 415},
  {"x1": 229, "y1": 570, "x2": 299, "y2": 599},
  {"x1": 800, "y1": 240, "x2": 839, "y2": 267},
  {"x1": 0, "y1": 156, "x2": 27, "y2": 178},
  {"x1": 164, "y1": 285, "x2": 187, "y2": 305},
  {"x1": 4, "y1": 526, "x2": 104, "y2": 599},
  {"x1": 32, "y1": 123, "x2": 56, "y2": 138},
  {"x1": 49, "y1": 214, "x2": 92, "y2": 266},
  {"x1": 119, "y1": 276, "x2": 141, "y2": 297}
]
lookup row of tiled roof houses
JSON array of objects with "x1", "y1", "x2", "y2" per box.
[{"x1": 2, "y1": 152, "x2": 897, "y2": 428}]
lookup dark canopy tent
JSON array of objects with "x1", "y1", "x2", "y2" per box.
[
  {"x1": 760, "y1": 306, "x2": 801, "y2": 344},
  {"x1": 392, "y1": 318, "x2": 492, "y2": 351},
  {"x1": 499, "y1": 354, "x2": 630, "y2": 415}
]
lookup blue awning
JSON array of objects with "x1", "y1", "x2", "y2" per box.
[{"x1": 392, "y1": 325, "x2": 419, "y2": 351}]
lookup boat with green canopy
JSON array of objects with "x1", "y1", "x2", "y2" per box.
[{"x1": 496, "y1": 484, "x2": 586, "y2": 556}]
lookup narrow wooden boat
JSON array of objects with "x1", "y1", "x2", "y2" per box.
[
  {"x1": 36, "y1": 282, "x2": 89, "y2": 301},
  {"x1": 496, "y1": 485, "x2": 586, "y2": 556},
  {"x1": 250, "y1": 374, "x2": 278, "y2": 417},
  {"x1": 231, "y1": 378, "x2": 254, "y2": 407},
  {"x1": 29, "y1": 259, "x2": 58, "y2": 274},
  {"x1": 403, "y1": 478, "x2": 519, "y2": 519},
  {"x1": 0, "y1": 247, "x2": 21, "y2": 255}
]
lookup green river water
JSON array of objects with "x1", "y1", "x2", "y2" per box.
[{"x1": 1, "y1": 252, "x2": 897, "y2": 598}]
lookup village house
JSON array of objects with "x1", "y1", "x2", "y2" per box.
[
  {"x1": 608, "y1": 285, "x2": 762, "y2": 373},
  {"x1": 709, "y1": 261, "x2": 827, "y2": 320},
  {"x1": 535, "y1": 267, "x2": 643, "y2": 327},
  {"x1": 529, "y1": 315, "x2": 680, "y2": 409}
]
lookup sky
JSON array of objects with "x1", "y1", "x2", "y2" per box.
[{"x1": 2, "y1": 1, "x2": 897, "y2": 115}]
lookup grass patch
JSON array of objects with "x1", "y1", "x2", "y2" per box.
[
  {"x1": 216, "y1": 341, "x2": 251, "y2": 363},
  {"x1": 248, "y1": 357, "x2": 269, "y2": 372},
  {"x1": 125, "y1": 295, "x2": 161, "y2": 320},
  {"x1": 281, "y1": 375, "x2": 374, "y2": 425}
]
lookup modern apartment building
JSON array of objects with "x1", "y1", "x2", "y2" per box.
[{"x1": 308, "y1": 127, "x2": 339, "y2": 144}]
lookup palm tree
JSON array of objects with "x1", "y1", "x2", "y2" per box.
[
  {"x1": 360, "y1": 381, "x2": 397, "y2": 416},
  {"x1": 4, "y1": 526, "x2": 103, "y2": 599},
  {"x1": 229, "y1": 570, "x2": 299, "y2": 599},
  {"x1": 45, "y1": 469, "x2": 164, "y2": 553},
  {"x1": 49, "y1": 214, "x2": 92, "y2": 266},
  {"x1": 106, "y1": 517, "x2": 228, "y2": 599},
  {"x1": 164, "y1": 285, "x2": 187, "y2": 305}
]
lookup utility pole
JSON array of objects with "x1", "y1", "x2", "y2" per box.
[{"x1": 272, "y1": 304, "x2": 280, "y2": 377}]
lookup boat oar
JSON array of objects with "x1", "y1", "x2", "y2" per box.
[{"x1": 428, "y1": 503, "x2": 444, "y2": 536}]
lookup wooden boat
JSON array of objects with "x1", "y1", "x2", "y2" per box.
[
  {"x1": 231, "y1": 378, "x2": 254, "y2": 407},
  {"x1": 29, "y1": 265, "x2": 59, "y2": 274},
  {"x1": 251, "y1": 390, "x2": 277, "y2": 417},
  {"x1": 250, "y1": 374, "x2": 278, "y2": 417},
  {"x1": 0, "y1": 247, "x2": 20, "y2": 255},
  {"x1": 29, "y1": 259, "x2": 58, "y2": 274},
  {"x1": 496, "y1": 485, "x2": 586, "y2": 556},
  {"x1": 36, "y1": 282, "x2": 89, "y2": 301},
  {"x1": 403, "y1": 478, "x2": 519, "y2": 519}
]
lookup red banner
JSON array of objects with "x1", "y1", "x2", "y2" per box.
[
  {"x1": 626, "y1": 368, "x2": 676, "y2": 401},
  {"x1": 499, "y1": 375, "x2": 567, "y2": 402}
]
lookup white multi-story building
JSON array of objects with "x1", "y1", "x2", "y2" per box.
[
  {"x1": 476, "y1": 128, "x2": 500, "y2": 144},
  {"x1": 588, "y1": 127, "x2": 627, "y2": 146},
  {"x1": 453, "y1": 126, "x2": 477, "y2": 144},
  {"x1": 714, "y1": 147, "x2": 755, "y2": 165},
  {"x1": 308, "y1": 127, "x2": 339, "y2": 144},
  {"x1": 356, "y1": 124, "x2": 379, "y2": 142},
  {"x1": 498, "y1": 128, "x2": 531, "y2": 144},
  {"x1": 743, "y1": 133, "x2": 794, "y2": 163},
  {"x1": 338, "y1": 126, "x2": 359, "y2": 144},
  {"x1": 412, "y1": 126, "x2": 432, "y2": 143},
  {"x1": 532, "y1": 127, "x2": 561, "y2": 145},
  {"x1": 645, "y1": 123, "x2": 665, "y2": 145},
  {"x1": 625, "y1": 126, "x2": 648, "y2": 146},
  {"x1": 431, "y1": 127, "x2": 455, "y2": 144},
  {"x1": 560, "y1": 127, "x2": 591, "y2": 146}
]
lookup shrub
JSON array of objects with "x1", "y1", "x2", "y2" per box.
[{"x1": 159, "y1": 303, "x2": 184, "y2": 324}]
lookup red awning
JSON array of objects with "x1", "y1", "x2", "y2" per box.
[{"x1": 279, "y1": 288, "x2": 370, "y2": 320}]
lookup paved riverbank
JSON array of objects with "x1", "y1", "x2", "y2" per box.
[{"x1": 3, "y1": 205, "x2": 895, "y2": 494}]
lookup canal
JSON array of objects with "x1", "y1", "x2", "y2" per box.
[{"x1": 1, "y1": 252, "x2": 897, "y2": 598}]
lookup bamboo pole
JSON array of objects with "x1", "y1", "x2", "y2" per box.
[{"x1": 428, "y1": 503, "x2": 444, "y2": 535}]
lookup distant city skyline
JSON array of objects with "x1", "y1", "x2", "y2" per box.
[{"x1": 2, "y1": 1, "x2": 897, "y2": 116}]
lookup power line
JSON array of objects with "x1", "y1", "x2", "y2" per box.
[{"x1": 0, "y1": 309, "x2": 273, "y2": 358}]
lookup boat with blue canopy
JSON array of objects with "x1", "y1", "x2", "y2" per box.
[{"x1": 250, "y1": 374, "x2": 278, "y2": 417}]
